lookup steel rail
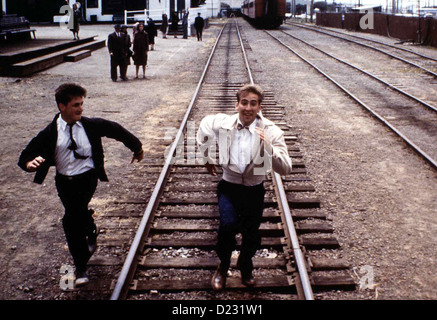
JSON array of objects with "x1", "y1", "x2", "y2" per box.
[
  {"x1": 235, "y1": 19, "x2": 254, "y2": 85},
  {"x1": 287, "y1": 22, "x2": 437, "y2": 78},
  {"x1": 235, "y1": 20, "x2": 314, "y2": 299},
  {"x1": 110, "y1": 22, "x2": 228, "y2": 300},
  {"x1": 281, "y1": 30, "x2": 437, "y2": 113},
  {"x1": 273, "y1": 172, "x2": 314, "y2": 300},
  {"x1": 288, "y1": 21, "x2": 437, "y2": 63},
  {"x1": 111, "y1": 19, "x2": 316, "y2": 301},
  {"x1": 265, "y1": 30, "x2": 437, "y2": 171}
]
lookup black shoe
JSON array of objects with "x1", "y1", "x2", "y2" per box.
[
  {"x1": 211, "y1": 265, "x2": 227, "y2": 291},
  {"x1": 237, "y1": 257, "x2": 255, "y2": 287},
  {"x1": 75, "y1": 271, "x2": 89, "y2": 287},
  {"x1": 241, "y1": 273, "x2": 256, "y2": 287},
  {"x1": 87, "y1": 226, "x2": 100, "y2": 256}
]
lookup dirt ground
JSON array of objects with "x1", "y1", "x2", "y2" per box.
[
  {"x1": 0, "y1": 22, "x2": 216, "y2": 300},
  {"x1": 1, "y1": 19, "x2": 437, "y2": 301},
  {"x1": 245, "y1": 23, "x2": 437, "y2": 300}
]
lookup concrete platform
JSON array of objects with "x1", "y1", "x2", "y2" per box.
[
  {"x1": 64, "y1": 49, "x2": 91, "y2": 62},
  {"x1": 0, "y1": 35, "x2": 105, "y2": 77}
]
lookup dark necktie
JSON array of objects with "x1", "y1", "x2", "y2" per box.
[
  {"x1": 237, "y1": 123, "x2": 249, "y2": 130},
  {"x1": 67, "y1": 123, "x2": 88, "y2": 160}
]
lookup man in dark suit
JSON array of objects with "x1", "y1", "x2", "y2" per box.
[
  {"x1": 108, "y1": 24, "x2": 128, "y2": 81},
  {"x1": 194, "y1": 12, "x2": 204, "y2": 41},
  {"x1": 182, "y1": 9, "x2": 189, "y2": 39},
  {"x1": 18, "y1": 83, "x2": 144, "y2": 287}
]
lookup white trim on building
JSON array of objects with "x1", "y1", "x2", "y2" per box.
[{"x1": 54, "y1": 0, "x2": 191, "y2": 23}]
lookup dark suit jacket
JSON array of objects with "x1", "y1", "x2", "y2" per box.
[
  {"x1": 194, "y1": 16, "x2": 204, "y2": 30},
  {"x1": 107, "y1": 32, "x2": 127, "y2": 58},
  {"x1": 18, "y1": 114, "x2": 142, "y2": 184}
]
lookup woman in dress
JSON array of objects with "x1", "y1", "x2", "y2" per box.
[
  {"x1": 132, "y1": 23, "x2": 149, "y2": 79},
  {"x1": 70, "y1": 3, "x2": 81, "y2": 40}
]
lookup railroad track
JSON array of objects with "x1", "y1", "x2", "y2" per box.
[
  {"x1": 283, "y1": 22, "x2": 437, "y2": 111},
  {"x1": 286, "y1": 21, "x2": 437, "y2": 77},
  {"x1": 265, "y1": 29, "x2": 437, "y2": 170},
  {"x1": 74, "y1": 19, "x2": 356, "y2": 300}
]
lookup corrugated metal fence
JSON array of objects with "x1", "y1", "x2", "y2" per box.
[{"x1": 316, "y1": 13, "x2": 437, "y2": 47}]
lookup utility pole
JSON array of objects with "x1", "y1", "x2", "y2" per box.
[
  {"x1": 418, "y1": 0, "x2": 422, "y2": 43},
  {"x1": 310, "y1": 0, "x2": 314, "y2": 23}
]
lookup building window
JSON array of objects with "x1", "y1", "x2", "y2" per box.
[
  {"x1": 87, "y1": 0, "x2": 98, "y2": 8},
  {"x1": 102, "y1": 0, "x2": 146, "y2": 15}
]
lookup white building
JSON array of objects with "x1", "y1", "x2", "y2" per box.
[
  {"x1": 1, "y1": 0, "x2": 223, "y2": 23},
  {"x1": 1, "y1": 0, "x2": 193, "y2": 23},
  {"x1": 67, "y1": 0, "x2": 192, "y2": 23}
]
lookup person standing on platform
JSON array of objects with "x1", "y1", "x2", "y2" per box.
[
  {"x1": 171, "y1": 11, "x2": 179, "y2": 38},
  {"x1": 132, "y1": 20, "x2": 140, "y2": 38},
  {"x1": 78, "y1": 0, "x2": 86, "y2": 22},
  {"x1": 196, "y1": 84, "x2": 292, "y2": 291},
  {"x1": 70, "y1": 3, "x2": 81, "y2": 40},
  {"x1": 146, "y1": 18, "x2": 157, "y2": 51},
  {"x1": 194, "y1": 12, "x2": 204, "y2": 41},
  {"x1": 108, "y1": 24, "x2": 128, "y2": 81},
  {"x1": 133, "y1": 22, "x2": 149, "y2": 79},
  {"x1": 160, "y1": 13, "x2": 168, "y2": 39},
  {"x1": 182, "y1": 9, "x2": 189, "y2": 39},
  {"x1": 18, "y1": 83, "x2": 144, "y2": 287},
  {"x1": 121, "y1": 25, "x2": 132, "y2": 79}
]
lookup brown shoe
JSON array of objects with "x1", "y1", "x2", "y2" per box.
[{"x1": 211, "y1": 266, "x2": 227, "y2": 291}]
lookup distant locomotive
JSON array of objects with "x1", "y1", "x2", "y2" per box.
[{"x1": 241, "y1": 0, "x2": 286, "y2": 28}]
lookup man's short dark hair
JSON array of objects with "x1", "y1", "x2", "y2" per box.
[
  {"x1": 236, "y1": 84, "x2": 264, "y2": 104},
  {"x1": 55, "y1": 83, "x2": 87, "y2": 106}
]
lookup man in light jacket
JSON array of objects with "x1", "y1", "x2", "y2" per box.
[{"x1": 197, "y1": 84, "x2": 292, "y2": 290}]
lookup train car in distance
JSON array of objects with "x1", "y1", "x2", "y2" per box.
[{"x1": 241, "y1": 0, "x2": 286, "y2": 28}]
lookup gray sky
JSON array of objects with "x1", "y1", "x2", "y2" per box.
[
  {"x1": 292, "y1": 0, "x2": 436, "y2": 9},
  {"x1": 222, "y1": 0, "x2": 437, "y2": 10}
]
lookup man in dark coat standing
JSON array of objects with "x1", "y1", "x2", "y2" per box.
[
  {"x1": 18, "y1": 83, "x2": 144, "y2": 287},
  {"x1": 160, "y1": 13, "x2": 168, "y2": 38},
  {"x1": 194, "y1": 12, "x2": 204, "y2": 41},
  {"x1": 108, "y1": 24, "x2": 128, "y2": 81},
  {"x1": 171, "y1": 11, "x2": 179, "y2": 38},
  {"x1": 182, "y1": 9, "x2": 189, "y2": 39}
]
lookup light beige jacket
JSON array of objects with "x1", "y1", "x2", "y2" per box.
[{"x1": 196, "y1": 113, "x2": 292, "y2": 186}]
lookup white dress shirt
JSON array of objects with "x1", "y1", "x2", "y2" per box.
[
  {"x1": 55, "y1": 116, "x2": 95, "y2": 176},
  {"x1": 197, "y1": 113, "x2": 292, "y2": 186},
  {"x1": 230, "y1": 119, "x2": 258, "y2": 173}
]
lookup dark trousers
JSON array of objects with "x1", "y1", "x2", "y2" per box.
[
  {"x1": 183, "y1": 24, "x2": 188, "y2": 39},
  {"x1": 55, "y1": 169, "x2": 98, "y2": 272},
  {"x1": 216, "y1": 180, "x2": 265, "y2": 276},
  {"x1": 110, "y1": 56, "x2": 127, "y2": 81},
  {"x1": 196, "y1": 29, "x2": 203, "y2": 41}
]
